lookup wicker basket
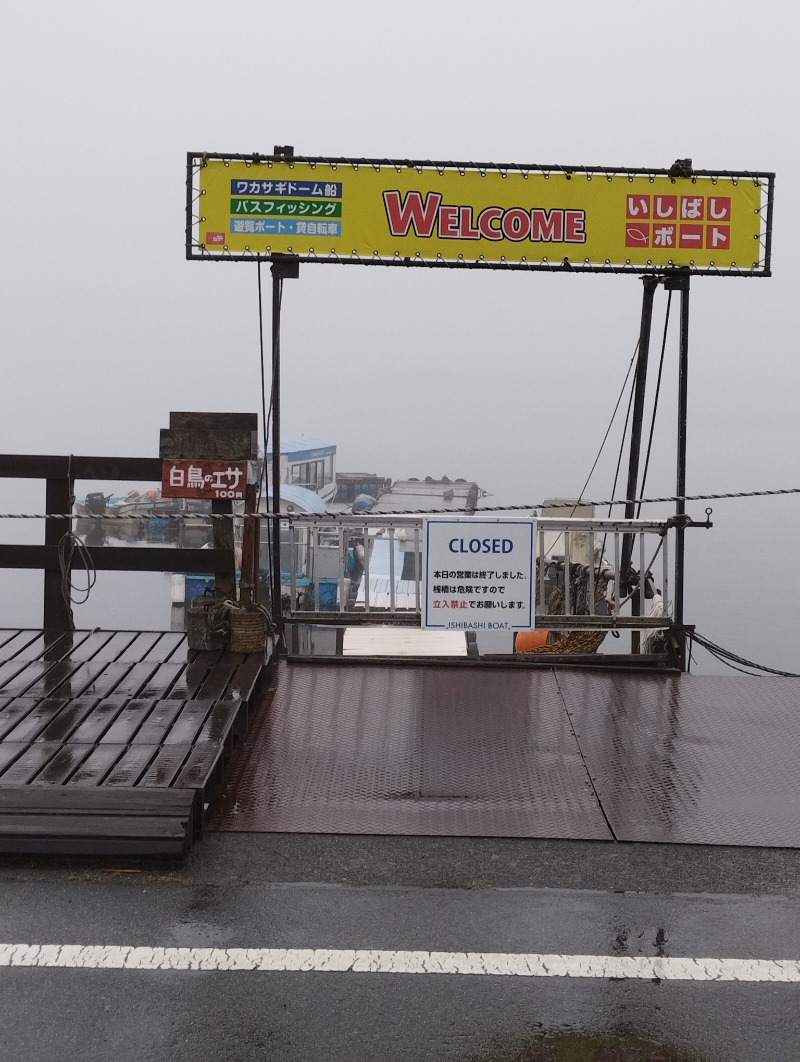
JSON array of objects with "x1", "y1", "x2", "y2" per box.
[{"x1": 227, "y1": 606, "x2": 268, "y2": 653}]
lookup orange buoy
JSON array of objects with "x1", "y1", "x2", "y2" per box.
[{"x1": 515, "y1": 629, "x2": 548, "y2": 652}]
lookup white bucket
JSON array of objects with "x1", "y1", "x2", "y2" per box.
[{"x1": 170, "y1": 573, "x2": 185, "y2": 606}]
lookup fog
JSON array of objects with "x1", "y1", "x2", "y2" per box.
[{"x1": 1, "y1": 1, "x2": 798, "y2": 673}]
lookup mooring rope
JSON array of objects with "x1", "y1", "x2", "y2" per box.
[
  {"x1": 2, "y1": 483, "x2": 800, "y2": 521},
  {"x1": 689, "y1": 631, "x2": 800, "y2": 679}
]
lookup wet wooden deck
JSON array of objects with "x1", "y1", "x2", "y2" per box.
[{"x1": 0, "y1": 628, "x2": 270, "y2": 857}]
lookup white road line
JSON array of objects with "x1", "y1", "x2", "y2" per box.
[{"x1": 1, "y1": 945, "x2": 799, "y2": 981}]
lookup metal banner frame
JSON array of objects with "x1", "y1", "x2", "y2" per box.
[
  {"x1": 185, "y1": 149, "x2": 776, "y2": 665},
  {"x1": 187, "y1": 152, "x2": 774, "y2": 277}
]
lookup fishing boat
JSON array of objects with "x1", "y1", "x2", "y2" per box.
[
  {"x1": 266, "y1": 434, "x2": 338, "y2": 504},
  {"x1": 74, "y1": 488, "x2": 212, "y2": 545}
]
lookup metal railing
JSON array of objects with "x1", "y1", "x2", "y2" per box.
[{"x1": 277, "y1": 514, "x2": 675, "y2": 635}]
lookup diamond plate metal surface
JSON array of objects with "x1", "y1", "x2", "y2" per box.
[
  {"x1": 557, "y1": 672, "x2": 800, "y2": 847},
  {"x1": 209, "y1": 663, "x2": 612, "y2": 838}
]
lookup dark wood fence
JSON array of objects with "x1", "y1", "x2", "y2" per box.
[{"x1": 0, "y1": 455, "x2": 234, "y2": 629}]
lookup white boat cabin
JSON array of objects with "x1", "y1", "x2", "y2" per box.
[{"x1": 266, "y1": 434, "x2": 337, "y2": 503}]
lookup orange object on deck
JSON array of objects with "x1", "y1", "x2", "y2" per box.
[{"x1": 515, "y1": 630, "x2": 548, "y2": 652}]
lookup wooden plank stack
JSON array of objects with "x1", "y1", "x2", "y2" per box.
[{"x1": 0, "y1": 787, "x2": 200, "y2": 858}]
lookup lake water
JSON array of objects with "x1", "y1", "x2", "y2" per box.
[{"x1": 2, "y1": 490, "x2": 799, "y2": 677}]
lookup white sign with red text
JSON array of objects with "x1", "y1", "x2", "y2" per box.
[
  {"x1": 161, "y1": 460, "x2": 248, "y2": 500},
  {"x1": 422, "y1": 518, "x2": 535, "y2": 632}
]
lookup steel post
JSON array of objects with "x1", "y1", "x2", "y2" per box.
[
  {"x1": 271, "y1": 267, "x2": 282, "y2": 635},
  {"x1": 675, "y1": 272, "x2": 690, "y2": 641},
  {"x1": 621, "y1": 276, "x2": 659, "y2": 651},
  {"x1": 269, "y1": 253, "x2": 300, "y2": 641}
]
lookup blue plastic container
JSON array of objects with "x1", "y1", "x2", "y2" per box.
[
  {"x1": 184, "y1": 575, "x2": 212, "y2": 607},
  {"x1": 317, "y1": 578, "x2": 338, "y2": 611}
]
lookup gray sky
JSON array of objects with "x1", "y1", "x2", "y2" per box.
[{"x1": 1, "y1": 0, "x2": 798, "y2": 669}]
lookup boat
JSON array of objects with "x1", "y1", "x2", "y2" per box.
[
  {"x1": 179, "y1": 483, "x2": 333, "y2": 609},
  {"x1": 265, "y1": 434, "x2": 338, "y2": 504},
  {"x1": 257, "y1": 484, "x2": 339, "y2": 610},
  {"x1": 345, "y1": 474, "x2": 489, "y2": 614},
  {"x1": 74, "y1": 488, "x2": 212, "y2": 545},
  {"x1": 332, "y1": 472, "x2": 392, "y2": 508}
]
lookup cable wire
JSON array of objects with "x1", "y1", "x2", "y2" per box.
[
  {"x1": 577, "y1": 339, "x2": 640, "y2": 507},
  {"x1": 542, "y1": 331, "x2": 641, "y2": 565},
  {"x1": 257, "y1": 260, "x2": 274, "y2": 608},
  {"x1": 7, "y1": 484, "x2": 800, "y2": 522},
  {"x1": 637, "y1": 290, "x2": 672, "y2": 517},
  {"x1": 690, "y1": 631, "x2": 800, "y2": 678},
  {"x1": 55, "y1": 454, "x2": 97, "y2": 630}
]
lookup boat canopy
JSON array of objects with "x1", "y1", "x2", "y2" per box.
[
  {"x1": 262, "y1": 484, "x2": 328, "y2": 514},
  {"x1": 265, "y1": 434, "x2": 336, "y2": 461}
]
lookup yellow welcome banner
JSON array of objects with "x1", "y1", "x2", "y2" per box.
[{"x1": 192, "y1": 158, "x2": 769, "y2": 274}]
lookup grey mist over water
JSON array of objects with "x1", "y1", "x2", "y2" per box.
[
  {"x1": 3, "y1": 480, "x2": 799, "y2": 676},
  {"x1": 2, "y1": 2, "x2": 800, "y2": 677}
]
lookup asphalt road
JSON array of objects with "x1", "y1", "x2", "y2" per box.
[{"x1": 2, "y1": 835, "x2": 800, "y2": 1061}]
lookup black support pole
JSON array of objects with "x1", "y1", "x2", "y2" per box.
[
  {"x1": 43, "y1": 471, "x2": 73, "y2": 630},
  {"x1": 675, "y1": 272, "x2": 690, "y2": 634},
  {"x1": 621, "y1": 276, "x2": 659, "y2": 586},
  {"x1": 270, "y1": 266, "x2": 283, "y2": 638},
  {"x1": 269, "y1": 254, "x2": 300, "y2": 644},
  {"x1": 659, "y1": 267, "x2": 691, "y2": 669}
]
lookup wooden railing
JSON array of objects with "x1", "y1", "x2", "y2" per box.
[{"x1": 0, "y1": 455, "x2": 234, "y2": 629}]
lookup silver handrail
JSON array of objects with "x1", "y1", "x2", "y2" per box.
[{"x1": 276, "y1": 515, "x2": 676, "y2": 636}]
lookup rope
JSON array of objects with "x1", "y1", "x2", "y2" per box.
[
  {"x1": 257, "y1": 259, "x2": 274, "y2": 608},
  {"x1": 521, "y1": 562, "x2": 611, "y2": 655},
  {"x1": 569, "y1": 312, "x2": 641, "y2": 575},
  {"x1": 575, "y1": 338, "x2": 638, "y2": 507},
  {"x1": 637, "y1": 289, "x2": 672, "y2": 517},
  {"x1": 54, "y1": 454, "x2": 97, "y2": 630},
  {"x1": 615, "y1": 537, "x2": 665, "y2": 610},
  {"x1": 689, "y1": 631, "x2": 800, "y2": 679},
  {"x1": 57, "y1": 532, "x2": 97, "y2": 613},
  {"x1": 6, "y1": 484, "x2": 800, "y2": 521}
]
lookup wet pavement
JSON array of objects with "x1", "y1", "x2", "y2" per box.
[
  {"x1": 2, "y1": 834, "x2": 800, "y2": 1061},
  {"x1": 5, "y1": 654, "x2": 800, "y2": 1059}
]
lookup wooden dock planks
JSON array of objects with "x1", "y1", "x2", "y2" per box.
[
  {"x1": 0, "y1": 787, "x2": 200, "y2": 857},
  {"x1": 0, "y1": 628, "x2": 269, "y2": 857}
]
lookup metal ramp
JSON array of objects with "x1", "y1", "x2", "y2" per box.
[
  {"x1": 210, "y1": 661, "x2": 800, "y2": 848},
  {"x1": 211, "y1": 662, "x2": 610, "y2": 838}
]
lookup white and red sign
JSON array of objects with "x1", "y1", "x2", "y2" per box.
[
  {"x1": 161, "y1": 460, "x2": 247, "y2": 500},
  {"x1": 422, "y1": 517, "x2": 536, "y2": 632},
  {"x1": 623, "y1": 193, "x2": 732, "y2": 251}
]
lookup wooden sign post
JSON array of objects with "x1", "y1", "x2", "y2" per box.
[{"x1": 160, "y1": 413, "x2": 259, "y2": 603}]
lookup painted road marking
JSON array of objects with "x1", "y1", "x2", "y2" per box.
[{"x1": 1, "y1": 945, "x2": 799, "y2": 981}]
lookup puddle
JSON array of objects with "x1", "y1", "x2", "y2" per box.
[{"x1": 467, "y1": 1032, "x2": 704, "y2": 1062}]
